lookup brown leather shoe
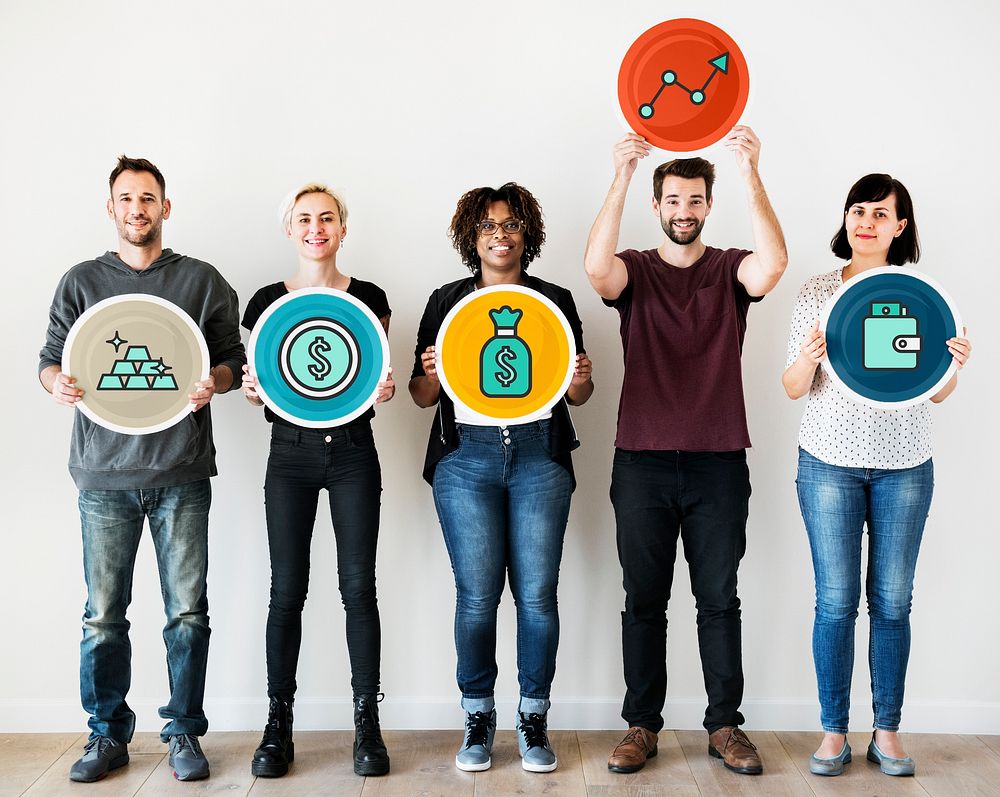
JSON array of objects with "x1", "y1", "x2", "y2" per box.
[
  {"x1": 608, "y1": 726, "x2": 658, "y2": 773},
  {"x1": 708, "y1": 726, "x2": 763, "y2": 775}
]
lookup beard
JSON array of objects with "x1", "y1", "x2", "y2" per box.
[
  {"x1": 115, "y1": 214, "x2": 162, "y2": 247},
  {"x1": 661, "y1": 216, "x2": 704, "y2": 245}
]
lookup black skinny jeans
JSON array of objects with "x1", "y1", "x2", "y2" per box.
[
  {"x1": 611, "y1": 449, "x2": 751, "y2": 734},
  {"x1": 263, "y1": 422, "x2": 382, "y2": 699}
]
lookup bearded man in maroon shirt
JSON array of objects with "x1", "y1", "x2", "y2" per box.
[{"x1": 584, "y1": 126, "x2": 787, "y2": 777}]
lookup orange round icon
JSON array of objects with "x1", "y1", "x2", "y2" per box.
[
  {"x1": 618, "y1": 18, "x2": 749, "y2": 152},
  {"x1": 437, "y1": 286, "x2": 575, "y2": 424}
]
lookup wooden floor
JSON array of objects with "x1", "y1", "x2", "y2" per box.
[{"x1": 3, "y1": 730, "x2": 1000, "y2": 796}]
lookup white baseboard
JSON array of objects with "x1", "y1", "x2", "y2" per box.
[{"x1": 1, "y1": 697, "x2": 997, "y2": 735}]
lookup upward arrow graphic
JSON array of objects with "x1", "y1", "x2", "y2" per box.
[
  {"x1": 708, "y1": 53, "x2": 729, "y2": 74},
  {"x1": 638, "y1": 50, "x2": 734, "y2": 116}
]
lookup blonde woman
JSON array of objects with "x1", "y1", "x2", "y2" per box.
[{"x1": 242, "y1": 184, "x2": 394, "y2": 778}]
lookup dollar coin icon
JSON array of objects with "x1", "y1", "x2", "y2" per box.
[
  {"x1": 248, "y1": 288, "x2": 389, "y2": 428},
  {"x1": 279, "y1": 318, "x2": 359, "y2": 399}
]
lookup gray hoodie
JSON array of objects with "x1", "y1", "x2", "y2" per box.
[{"x1": 39, "y1": 250, "x2": 246, "y2": 489}]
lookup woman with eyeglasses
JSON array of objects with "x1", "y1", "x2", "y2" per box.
[
  {"x1": 409, "y1": 183, "x2": 593, "y2": 773},
  {"x1": 241, "y1": 183, "x2": 395, "y2": 779},
  {"x1": 782, "y1": 174, "x2": 971, "y2": 777}
]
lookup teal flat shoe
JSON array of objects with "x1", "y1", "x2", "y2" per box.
[
  {"x1": 867, "y1": 735, "x2": 915, "y2": 776},
  {"x1": 809, "y1": 740, "x2": 851, "y2": 776}
]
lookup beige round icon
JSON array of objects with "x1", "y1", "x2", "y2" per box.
[{"x1": 62, "y1": 294, "x2": 209, "y2": 434}]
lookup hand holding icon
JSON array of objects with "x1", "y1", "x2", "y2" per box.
[
  {"x1": 946, "y1": 327, "x2": 971, "y2": 370},
  {"x1": 420, "y1": 346, "x2": 439, "y2": 382},
  {"x1": 375, "y1": 367, "x2": 395, "y2": 404},
  {"x1": 799, "y1": 320, "x2": 827, "y2": 366},
  {"x1": 723, "y1": 125, "x2": 761, "y2": 178},
  {"x1": 613, "y1": 133, "x2": 651, "y2": 183},
  {"x1": 572, "y1": 353, "x2": 593, "y2": 386},
  {"x1": 189, "y1": 372, "x2": 216, "y2": 412},
  {"x1": 50, "y1": 371, "x2": 84, "y2": 406},
  {"x1": 242, "y1": 364, "x2": 263, "y2": 406}
]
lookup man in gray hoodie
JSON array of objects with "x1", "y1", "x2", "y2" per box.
[{"x1": 38, "y1": 156, "x2": 246, "y2": 783}]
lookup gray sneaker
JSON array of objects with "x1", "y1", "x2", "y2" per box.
[
  {"x1": 168, "y1": 733, "x2": 210, "y2": 781},
  {"x1": 516, "y1": 712, "x2": 557, "y2": 772},
  {"x1": 455, "y1": 710, "x2": 496, "y2": 772},
  {"x1": 69, "y1": 736, "x2": 129, "y2": 782}
]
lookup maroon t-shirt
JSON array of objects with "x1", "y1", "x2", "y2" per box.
[{"x1": 608, "y1": 246, "x2": 760, "y2": 451}]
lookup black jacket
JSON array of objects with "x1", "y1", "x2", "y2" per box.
[{"x1": 410, "y1": 273, "x2": 585, "y2": 488}]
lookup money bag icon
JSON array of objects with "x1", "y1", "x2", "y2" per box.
[{"x1": 480, "y1": 306, "x2": 532, "y2": 398}]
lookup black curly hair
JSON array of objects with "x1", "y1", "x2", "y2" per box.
[{"x1": 448, "y1": 182, "x2": 545, "y2": 273}]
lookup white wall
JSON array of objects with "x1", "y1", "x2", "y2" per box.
[{"x1": 1, "y1": 0, "x2": 997, "y2": 735}]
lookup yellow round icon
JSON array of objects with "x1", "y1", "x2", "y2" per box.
[{"x1": 437, "y1": 285, "x2": 576, "y2": 424}]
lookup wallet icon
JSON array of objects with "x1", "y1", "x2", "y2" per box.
[{"x1": 862, "y1": 302, "x2": 921, "y2": 371}]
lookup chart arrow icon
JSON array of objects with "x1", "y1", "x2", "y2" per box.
[{"x1": 709, "y1": 53, "x2": 729, "y2": 73}]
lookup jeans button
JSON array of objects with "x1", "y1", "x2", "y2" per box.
[
  {"x1": 503, "y1": 438, "x2": 511, "y2": 446},
  {"x1": 324, "y1": 435, "x2": 332, "y2": 443}
]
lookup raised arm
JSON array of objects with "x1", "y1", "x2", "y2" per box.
[
  {"x1": 584, "y1": 134, "x2": 650, "y2": 301},
  {"x1": 724, "y1": 126, "x2": 788, "y2": 298}
]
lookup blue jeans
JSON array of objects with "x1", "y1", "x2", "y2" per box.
[
  {"x1": 432, "y1": 421, "x2": 572, "y2": 708},
  {"x1": 796, "y1": 448, "x2": 933, "y2": 733},
  {"x1": 78, "y1": 479, "x2": 212, "y2": 743}
]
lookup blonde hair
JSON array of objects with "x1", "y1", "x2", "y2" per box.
[{"x1": 279, "y1": 183, "x2": 349, "y2": 231}]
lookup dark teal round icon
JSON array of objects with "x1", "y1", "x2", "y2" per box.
[
  {"x1": 820, "y1": 268, "x2": 962, "y2": 407},
  {"x1": 248, "y1": 289, "x2": 389, "y2": 427}
]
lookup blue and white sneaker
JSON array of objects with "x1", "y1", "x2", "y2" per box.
[
  {"x1": 455, "y1": 709, "x2": 497, "y2": 772},
  {"x1": 516, "y1": 711, "x2": 557, "y2": 772}
]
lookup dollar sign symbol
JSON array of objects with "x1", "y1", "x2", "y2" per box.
[
  {"x1": 307, "y1": 335, "x2": 332, "y2": 381},
  {"x1": 494, "y1": 345, "x2": 518, "y2": 388}
]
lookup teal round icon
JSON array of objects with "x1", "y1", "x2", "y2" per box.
[
  {"x1": 280, "y1": 318, "x2": 359, "y2": 399},
  {"x1": 248, "y1": 289, "x2": 389, "y2": 428},
  {"x1": 820, "y1": 268, "x2": 962, "y2": 408}
]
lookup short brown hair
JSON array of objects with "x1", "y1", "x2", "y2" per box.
[
  {"x1": 653, "y1": 158, "x2": 715, "y2": 202},
  {"x1": 108, "y1": 155, "x2": 166, "y2": 199},
  {"x1": 449, "y1": 182, "x2": 545, "y2": 273}
]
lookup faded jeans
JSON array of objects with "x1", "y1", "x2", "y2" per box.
[
  {"x1": 78, "y1": 479, "x2": 211, "y2": 743},
  {"x1": 796, "y1": 448, "x2": 933, "y2": 733},
  {"x1": 432, "y1": 421, "x2": 572, "y2": 709}
]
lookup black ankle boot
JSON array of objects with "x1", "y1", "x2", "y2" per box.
[
  {"x1": 353, "y1": 693, "x2": 389, "y2": 776},
  {"x1": 251, "y1": 696, "x2": 294, "y2": 777}
]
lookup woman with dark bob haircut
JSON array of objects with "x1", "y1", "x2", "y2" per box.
[
  {"x1": 409, "y1": 182, "x2": 594, "y2": 774},
  {"x1": 782, "y1": 174, "x2": 971, "y2": 777}
]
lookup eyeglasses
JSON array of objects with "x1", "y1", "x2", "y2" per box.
[{"x1": 476, "y1": 219, "x2": 524, "y2": 235}]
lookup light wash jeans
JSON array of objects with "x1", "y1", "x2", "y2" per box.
[
  {"x1": 796, "y1": 448, "x2": 933, "y2": 733},
  {"x1": 432, "y1": 420, "x2": 571, "y2": 709},
  {"x1": 78, "y1": 479, "x2": 211, "y2": 742}
]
